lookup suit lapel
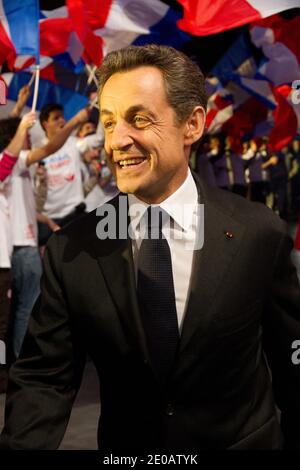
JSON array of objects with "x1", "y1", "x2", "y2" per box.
[
  {"x1": 179, "y1": 176, "x2": 246, "y2": 354},
  {"x1": 90, "y1": 182, "x2": 246, "y2": 367},
  {"x1": 91, "y1": 195, "x2": 150, "y2": 362}
]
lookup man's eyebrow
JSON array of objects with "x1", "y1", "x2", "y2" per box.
[
  {"x1": 100, "y1": 109, "x2": 113, "y2": 117},
  {"x1": 125, "y1": 105, "x2": 155, "y2": 119},
  {"x1": 100, "y1": 105, "x2": 156, "y2": 119}
]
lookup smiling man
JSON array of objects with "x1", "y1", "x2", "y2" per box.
[
  {"x1": 1, "y1": 45, "x2": 300, "y2": 452},
  {"x1": 99, "y1": 64, "x2": 205, "y2": 203}
]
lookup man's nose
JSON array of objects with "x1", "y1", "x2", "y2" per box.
[{"x1": 110, "y1": 120, "x2": 133, "y2": 150}]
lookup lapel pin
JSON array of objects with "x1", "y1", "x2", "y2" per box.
[{"x1": 224, "y1": 231, "x2": 233, "y2": 239}]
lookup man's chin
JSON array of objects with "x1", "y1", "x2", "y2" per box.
[
  {"x1": 115, "y1": 176, "x2": 147, "y2": 196},
  {"x1": 115, "y1": 182, "x2": 139, "y2": 195}
]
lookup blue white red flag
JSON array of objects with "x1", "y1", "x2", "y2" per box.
[
  {"x1": 0, "y1": 0, "x2": 39, "y2": 66},
  {"x1": 177, "y1": 0, "x2": 300, "y2": 35}
]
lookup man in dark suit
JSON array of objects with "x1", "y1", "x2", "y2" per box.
[{"x1": 1, "y1": 44, "x2": 300, "y2": 451}]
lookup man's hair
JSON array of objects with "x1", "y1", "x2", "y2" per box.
[
  {"x1": 39, "y1": 103, "x2": 63, "y2": 130},
  {"x1": 0, "y1": 117, "x2": 21, "y2": 152},
  {"x1": 97, "y1": 44, "x2": 207, "y2": 123}
]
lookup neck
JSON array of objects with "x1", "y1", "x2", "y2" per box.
[
  {"x1": 46, "y1": 130, "x2": 58, "y2": 140},
  {"x1": 134, "y1": 168, "x2": 189, "y2": 205}
]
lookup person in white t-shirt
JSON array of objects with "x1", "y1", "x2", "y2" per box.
[
  {"x1": 0, "y1": 108, "x2": 89, "y2": 361},
  {"x1": 38, "y1": 104, "x2": 88, "y2": 245},
  {"x1": 0, "y1": 112, "x2": 36, "y2": 390}
]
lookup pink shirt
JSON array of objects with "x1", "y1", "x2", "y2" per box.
[{"x1": 0, "y1": 150, "x2": 18, "y2": 181}]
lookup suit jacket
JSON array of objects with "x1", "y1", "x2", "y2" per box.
[{"x1": 1, "y1": 173, "x2": 300, "y2": 451}]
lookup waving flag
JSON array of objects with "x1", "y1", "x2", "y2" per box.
[
  {"x1": 0, "y1": 0, "x2": 39, "y2": 66},
  {"x1": 67, "y1": 0, "x2": 189, "y2": 65},
  {"x1": 177, "y1": 0, "x2": 300, "y2": 35},
  {"x1": 3, "y1": 71, "x2": 88, "y2": 120},
  {"x1": 211, "y1": 32, "x2": 254, "y2": 85},
  {"x1": 206, "y1": 80, "x2": 234, "y2": 134},
  {"x1": 251, "y1": 14, "x2": 300, "y2": 86},
  {"x1": 66, "y1": 0, "x2": 108, "y2": 66},
  {"x1": 39, "y1": 4, "x2": 85, "y2": 73},
  {"x1": 268, "y1": 85, "x2": 299, "y2": 151},
  {"x1": 231, "y1": 76, "x2": 277, "y2": 109}
]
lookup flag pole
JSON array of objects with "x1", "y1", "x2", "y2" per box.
[
  {"x1": 28, "y1": 71, "x2": 36, "y2": 88},
  {"x1": 31, "y1": 64, "x2": 40, "y2": 112},
  {"x1": 85, "y1": 64, "x2": 98, "y2": 88},
  {"x1": 90, "y1": 94, "x2": 99, "y2": 109}
]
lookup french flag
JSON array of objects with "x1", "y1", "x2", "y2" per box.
[
  {"x1": 67, "y1": 0, "x2": 189, "y2": 66},
  {"x1": 3, "y1": 70, "x2": 88, "y2": 120},
  {"x1": 38, "y1": 4, "x2": 85, "y2": 73},
  {"x1": 251, "y1": 14, "x2": 300, "y2": 86},
  {"x1": 0, "y1": 0, "x2": 39, "y2": 67},
  {"x1": 177, "y1": 0, "x2": 300, "y2": 35},
  {"x1": 206, "y1": 86, "x2": 234, "y2": 134},
  {"x1": 268, "y1": 84, "x2": 299, "y2": 151}
]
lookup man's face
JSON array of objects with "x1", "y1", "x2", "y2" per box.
[
  {"x1": 83, "y1": 147, "x2": 100, "y2": 163},
  {"x1": 43, "y1": 110, "x2": 65, "y2": 137},
  {"x1": 79, "y1": 122, "x2": 96, "y2": 138},
  {"x1": 100, "y1": 66, "x2": 191, "y2": 204}
]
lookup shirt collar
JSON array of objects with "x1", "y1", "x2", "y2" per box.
[{"x1": 128, "y1": 168, "x2": 198, "y2": 234}]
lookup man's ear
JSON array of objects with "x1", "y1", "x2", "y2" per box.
[
  {"x1": 40, "y1": 120, "x2": 47, "y2": 133},
  {"x1": 183, "y1": 106, "x2": 206, "y2": 145}
]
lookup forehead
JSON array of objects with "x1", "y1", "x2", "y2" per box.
[
  {"x1": 48, "y1": 110, "x2": 64, "y2": 120},
  {"x1": 100, "y1": 66, "x2": 168, "y2": 113},
  {"x1": 83, "y1": 122, "x2": 96, "y2": 129}
]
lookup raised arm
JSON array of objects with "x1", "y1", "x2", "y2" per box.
[
  {"x1": 26, "y1": 108, "x2": 90, "y2": 167},
  {"x1": 10, "y1": 85, "x2": 31, "y2": 118},
  {"x1": 5, "y1": 111, "x2": 36, "y2": 157}
]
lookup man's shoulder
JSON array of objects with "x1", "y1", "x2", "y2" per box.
[
  {"x1": 198, "y1": 178, "x2": 287, "y2": 235},
  {"x1": 44, "y1": 135, "x2": 79, "y2": 161},
  {"x1": 66, "y1": 135, "x2": 80, "y2": 149},
  {"x1": 58, "y1": 135, "x2": 79, "y2": 155}
]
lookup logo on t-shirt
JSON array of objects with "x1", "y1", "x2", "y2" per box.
[{"x1": 65, "y1": 173, "x2": 75, "y2": 182}]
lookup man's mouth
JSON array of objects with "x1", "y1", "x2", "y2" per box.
[{"x1": 118, "y1": 157, "x2": 147, "y2": 168}]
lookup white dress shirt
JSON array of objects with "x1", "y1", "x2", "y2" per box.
[{"x1": 128, "y1": 169, "x2": 200, "y2": 333}]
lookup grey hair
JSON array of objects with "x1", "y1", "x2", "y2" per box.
[{"x1": 97, "y1": 44, "x2": 207, "y2": 123}]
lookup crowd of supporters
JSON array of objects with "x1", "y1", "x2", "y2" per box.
[
  {"x1": 194, "y1": 134, "x2": 300, "y2": 222},
  {"x1": 0, "y1": 86, "x2": 118, "y2": 393},
  {"x1": 1, "y1": 86, "x2": 300, "y2": 395}
]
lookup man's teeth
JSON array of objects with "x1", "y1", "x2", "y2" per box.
[{"x1": 119, "y1": 158, "x2": 145, "y2": 167}]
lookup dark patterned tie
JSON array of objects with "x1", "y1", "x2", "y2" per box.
[{"x1": 137, "y1": 206, "x2": 179, "y2": 384}]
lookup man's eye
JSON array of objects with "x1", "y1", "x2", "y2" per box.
[
  {"x1": 133, "y1": 116, "x2": 148, "y2": 127},
  {"x1": 103, "y1": 121, "x2": 114, "y2": 129}
]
